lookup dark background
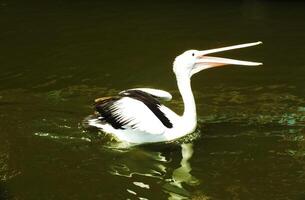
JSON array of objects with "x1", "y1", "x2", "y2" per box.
[{"x1": 0, "y1": 0, "x2": 305, "y2": 199}]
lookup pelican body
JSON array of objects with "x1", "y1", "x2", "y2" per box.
[{"x1": 87, "y1": 42, "x2": 262, "y2": 144}]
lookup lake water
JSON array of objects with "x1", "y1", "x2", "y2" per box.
[{"x1": 1, "y1": 0, "x2": 305, "y2": 199}]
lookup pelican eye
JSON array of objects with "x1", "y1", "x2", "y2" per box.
[{"x1": 192, "y1": 53, "x2": 195, "y2": 56}]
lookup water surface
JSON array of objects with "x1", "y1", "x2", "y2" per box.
[{"x1": 1, "y1": 0, "x2": 305, "y2": 199}]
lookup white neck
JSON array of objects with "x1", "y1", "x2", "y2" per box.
[{"x1": 176, "y1": 75, "x2": 197, "y2": 131}]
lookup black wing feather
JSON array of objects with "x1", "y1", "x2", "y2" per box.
[
  {"x1": 94, "y1": 90, "x2": 173, "y2": 130},
  {"x1": 121, "y1": 90, "x2": 173, "y2": 128},
  {"x1": 95, "y1": 97, "x2": 129, "y2": 129}
]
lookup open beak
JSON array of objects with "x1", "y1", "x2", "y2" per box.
[{"x1": 191, "y1": 41, "x2": 262, "y2": 75}]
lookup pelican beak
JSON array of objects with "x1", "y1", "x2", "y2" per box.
[{"x1": 191, "y1": 41, "x2": 263, "y2": 75}]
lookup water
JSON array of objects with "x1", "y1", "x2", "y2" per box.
[{"x1": 1, "y1": 0, "x2": 305, "y2": 199}]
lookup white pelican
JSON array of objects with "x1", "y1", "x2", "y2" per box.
[{"x1": 87, "y1": 41, "x2": 262, "y2": 144}]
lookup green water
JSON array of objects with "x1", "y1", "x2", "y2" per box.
[{"x1": 1, "y1": 0, "x2": 305, "y2": 199}]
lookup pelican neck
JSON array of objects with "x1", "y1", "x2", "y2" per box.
[{"x1": 176, "y1": 75, "x2": 197, "y2": 129}]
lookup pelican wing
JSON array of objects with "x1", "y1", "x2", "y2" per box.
[
  {"x1": 119, "y1": 88, "x2": 172, "y2": 101},
  {"x1": 94, "y1": 90, "x2": 173, "y2": 134}
]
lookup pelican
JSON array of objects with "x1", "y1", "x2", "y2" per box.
[{"x1": 86, "y1": 41, "x2": 262, "y2": 144}]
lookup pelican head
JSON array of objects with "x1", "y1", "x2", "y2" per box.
[{"x1": 173, "y1": 41, "x2": 262, "y2": 78}]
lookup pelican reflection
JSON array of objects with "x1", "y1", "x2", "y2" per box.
[{"x1": 108, "y1": 143, "x2": 199, "y2": 199}]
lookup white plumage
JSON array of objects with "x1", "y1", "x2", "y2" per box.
[{"x1": 86, "y1": 41, "x2": 262, "y2": 144}]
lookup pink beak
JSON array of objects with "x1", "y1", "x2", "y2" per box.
[{"x1": 191, "y1": 41, "x2": 263, "y2": 75}]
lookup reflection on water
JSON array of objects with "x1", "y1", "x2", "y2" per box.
[
  {"x1": 164, "y1": 143, "x2": 200, "y2": 200},
  {"x1": 108, "y1": 143, "x2": 199, "y2": 199}
]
